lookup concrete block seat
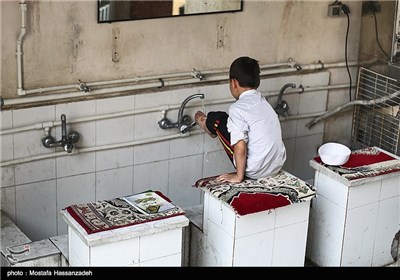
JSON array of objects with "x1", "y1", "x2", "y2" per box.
[
  {"x1": 61, "y1": 191, "x2": 189, "y2": 266},
  {"x1": 189, "y1": 170, "x2": 316, "y2": 267},
  {"x1": 1, "y1": 211, "x2": 67, "y2": 267}
]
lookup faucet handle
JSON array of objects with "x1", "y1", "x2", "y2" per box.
[{"x1": 180, "y1": 121, "x2": 197, "y2": 134}]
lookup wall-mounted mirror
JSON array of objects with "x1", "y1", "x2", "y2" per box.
[{"x1": 98, "y1": 0, "x2": 243, "y2": 23}]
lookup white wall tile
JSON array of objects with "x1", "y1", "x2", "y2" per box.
[
  {"x1": 13, "y1": 106, "x2": 55, "y2": 127},
  {"x1": 16, "y1": 180, "x2": 57, "y2": 241},
  {"x1": 202, "y1": 150, "x2": 235, "y2": 178},
  {"x1": 296, "y1": 117, "x2": 325, "y2": 137},
  {"x1": 56, "y1": 101, "x2": 96, "y2": 119},
  {"x1": 281, "y1": 120, "x2": 298, "y2": 139},
  {"x1": 56, "y1": 152, "x2": 95, "y2": 178},
  {"x1": 380, "y1": 176, "x2": 400, "y2": 200},
  {"x1": 0, "y1": 110, "x2": 13, "y2": 130},
  {"x1": 202, "y1": 191, "x2": 209, "y2": 235},
  {"x1": 90, "y1": 237, "x2": 140, "y2": 266},
  {"x1": 307, "y1": 195, "x2": 346, "y2": 266},
  {"x1": 1, "y1": 134, "x2": 13, "y2": 161},
  {"x1": 133, "y1": 160, "x2": 169, "y2": 195},
  {"x1": 134, "y1": 141, "x2": 169, "y2": 165},
  {"x1": 372, "y1": 196, "x2": 399, "y2": 266},
  {"x1": 341, "y1": 202, "x2": 379, "y2": 266},
  {"x1": 96, "y1": 116, "x2": 134, "y2": 146},
  {"x1": 1, "y1": 166, "x2": 15, "y2": 188},
  {"x1": 275, "y1": 201, "x2": 310, "y2": 228},
  {"x1": 56, "y1": 173, "x2": 96, "y2": 235},
  {"x1": 204, "y1": 220, "x2": 234, "y2": 266},
  {"x1": 301, "y1": 71, "x2": 330, "y2": 87},
  {"x1": 96, "y1": 147, "x2": 134, "y2": 171},
  {"x1": 96, "y1": 167, "x2": 133, "y2": 201},
  {"x1": 261, "y1": 75, "x2": 302, "y2": 93},
  {"x1": 1, "y1": 186, "x2": 16, "y2": 221},
  {"x1": 283, "y1": 92, "x2": 300, "y2": 116},
  {"x1": 298, "y1": 90, "x2": 328, "y2": 114},
  {"x1": 140, "y1": 228, "x2": 182, "y2": 262},
  {"x1": 134, "y1": 111, "x2": 173, "y2": 140},
  {"x1": 204, "y1": 84, "x2": 231, "y2": 100},
  {"x1": 293, "y1": 133, "x2": 323, "y2": 181},
  {"x1": 168, "y1": 155, "x2": 203, "y2": 208},
  {"x1": 96, "y1": 95, "x2": 135, "y2": 114},
  {"x1": 233, "y1": 229, "x2": 274, "y2": 266},
  {"x1": 134, "y1": 91, "x2": 171, "y2": 109},
  {"x1": 55, "y1": 102, "x2": 96, "y2": 150},
  {"x1": 68, "y1": 229, "x2": 89, "y2": 266},
  {"x1": 348, "y1": 180, "x2": 380, "y2": 209},
  {"x1": 235, "y1": 209, "x2": 276, "y2": 238},
  {"x1": 282, "y1": 138, "x2": 295, "y2": 174},
  {"x1": 170, "y1": 88, "x2": 204, "y2": 109},
  {"x1": 315, "y1": 172, "x2": 349, "y2": 208},
  {"x1": 169, "y1": 134, "x2": 204, "y2": 159},
  {"x1": 14, "y1": 130, "x2": 54, "y2": 158},
  {"x1": 15, "y1": 159, "x2": 56, "y2": 185},
  {"x1": 272, "y1": 221, "x2": 309, "y2": 266},
  {"x1": 207, "y1": 194, "x2": 236, "y2": 238},
  {"x1": 203, "y1": 133, "x2": 223, "y2": 153},
  {"x1": 62, "y1": 122, "x2": 95, "y2": 149}
]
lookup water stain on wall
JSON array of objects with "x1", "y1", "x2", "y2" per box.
[{"x1": 65, "y1": 5, "x2": 83, "y2": 74}]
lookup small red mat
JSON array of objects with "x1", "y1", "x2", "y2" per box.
[{"x1": 65, "y1": 191, "x2": 185, "y2": 235}]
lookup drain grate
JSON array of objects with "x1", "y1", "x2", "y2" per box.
[{"x1": 352, "y1": 67, "x2": 400, "y2": 155}]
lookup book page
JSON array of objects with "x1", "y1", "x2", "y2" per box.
[{"x1": 123, "y1": 191, "x2": 176, "y2": 215}]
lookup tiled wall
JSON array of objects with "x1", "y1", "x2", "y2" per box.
[{"x1": 0, "y1": 71, "x2": 329, "y2": 241}]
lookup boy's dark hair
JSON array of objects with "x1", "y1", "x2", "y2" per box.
[{"x1": 229, "y1": 56, "x2": 260, "y2": 88}]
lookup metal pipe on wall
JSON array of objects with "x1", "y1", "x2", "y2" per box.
[
  {"x1": 0, "y1": 131, "x2": 194, "y2": 167},
  {"x1": 4, "y1": 60, "x2": 358, "y2": 108},
  {"x1": 0, "y1": 83, "x2": 355, "y2": 135}
]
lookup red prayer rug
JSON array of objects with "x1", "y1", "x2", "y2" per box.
[
  {"x1": 314, "y1": 147, "x2": 400, "y2": 181},
  {"x1": 65, "y1": 191, "x2": 185, "y2": 234},
  {"x1": 194, "y1": 170, "x2": 316, "y2": 216}
]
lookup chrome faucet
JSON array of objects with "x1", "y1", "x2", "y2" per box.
[
  {"x1": 158, "y1": 93, "x2": 205, "y2": 134},
  {"x1": 274, "y1": 83, "x2": 296, "y2": 117},
  {"x1": 42, "y1": 114, "x2": 80, "y2": 153}
]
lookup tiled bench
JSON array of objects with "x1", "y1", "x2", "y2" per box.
[
  {"x1": 1, "y1": 211, "x2": 68, "y2": 267},
  {"x1": 61, "y1": 194, "x2": 189, "y2": 267},
  {"x1": 190, "y1": 170, "x2": 316, "y2": 266}
]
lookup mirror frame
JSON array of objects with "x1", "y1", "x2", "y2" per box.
[{"x1": 98, "y1": 0, "x2": 244, "y2": 23}]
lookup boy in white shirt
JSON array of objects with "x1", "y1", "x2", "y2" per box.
[{"x1": 195, "y1": 56, "x2": 286, "y2": 183}]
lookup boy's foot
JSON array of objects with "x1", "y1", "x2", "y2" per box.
[{"x1": 195, "y1": 111, "x2": 216, "y2": 137}]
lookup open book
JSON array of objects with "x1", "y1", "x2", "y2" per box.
[{"x1": 122, "y1": 191, "x2": 177, "y2": 215}]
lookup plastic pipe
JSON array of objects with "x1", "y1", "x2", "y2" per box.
[{"x1": 17, "y1": 0, "x2": 27, "y2": 95}]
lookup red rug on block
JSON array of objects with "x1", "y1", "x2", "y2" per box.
[
  {"x1": 314, "y1": 147, "x2": 400, "y2": 181},
  {"x1": 65, "y1": 191, "x2": 185, "y2": 235},
  {"x1": 194, "y1": 170, "x2": 316, "y2": 216}
]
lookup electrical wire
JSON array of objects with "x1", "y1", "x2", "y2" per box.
[
  {"x1": 344, "y1": 10, "x2": 352, "y2": 102},
  {"x1": 372, "y1": 9, "x2": 391, "y2": 61}
]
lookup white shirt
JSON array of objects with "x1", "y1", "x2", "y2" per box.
[{"x1": 227, "y1": 89, "x2": 286, "y2": 178}]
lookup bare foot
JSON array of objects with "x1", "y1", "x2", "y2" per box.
[{"x1": 195, "y1": 111, "x2": 216, "y2": 137}]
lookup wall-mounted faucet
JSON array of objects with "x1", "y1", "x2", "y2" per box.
[
  {"x1": 77, "y1": 80, "x2": 90, "y2": 92},
  {"x1": 158, "y1": 93, "x2": 205, "y2": 134},
  {"x1": 274, "y1": 83, "x2": 296, "y2": 117},
  {"x1": 42, "y1": 114, "x2": 80, "y2": 153}
]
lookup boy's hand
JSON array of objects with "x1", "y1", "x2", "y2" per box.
[{"x1": 216, "y1": 172, "x2": 243, "y2": 183}]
